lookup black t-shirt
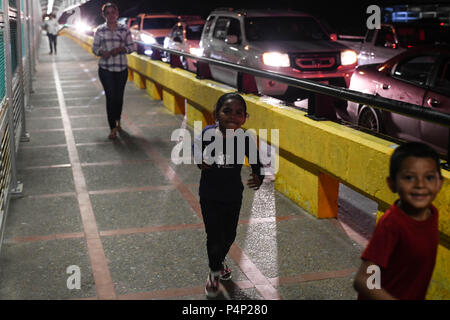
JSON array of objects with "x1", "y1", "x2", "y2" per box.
[{"x1": 194, "y1": 125, "x2": 265, "y2": 201}]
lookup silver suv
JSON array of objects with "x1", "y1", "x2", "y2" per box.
[{"x1": 200, "y1": 8, "x2": 358, "y2": 98}]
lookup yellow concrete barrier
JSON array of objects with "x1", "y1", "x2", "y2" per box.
[{"x1": 65, "y1": 30, "x2": 450, "y2": 299}]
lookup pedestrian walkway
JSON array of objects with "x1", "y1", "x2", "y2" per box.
[{"x1": 0, "y1": 35, "x2": 364, "y2": 300}]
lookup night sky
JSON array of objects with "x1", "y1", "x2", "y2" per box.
[{"x1": 74, "y1": 0, "x2": 450, "y2": 35}]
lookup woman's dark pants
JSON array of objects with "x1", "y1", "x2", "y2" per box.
[
  {"x1": 200, "y1": 198, "x2": 242, "y2": 272},
  {"x1": 47, "y1": 34, "x2": 57, "y2": 53},
  {"x1": 98, "y1": 68, "x2": 128, "y2": 130}
]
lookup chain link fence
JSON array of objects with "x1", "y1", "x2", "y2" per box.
[{"x1": 0, "y1": 0, "x2": 41, "y2": 252}]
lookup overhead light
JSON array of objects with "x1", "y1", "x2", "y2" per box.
[
  {"x1": 64, "y1": 1, "x2": 89, "y2": 12},
  {"x1": 47, "y1": 0, "x2": 55, "y2": 15}
]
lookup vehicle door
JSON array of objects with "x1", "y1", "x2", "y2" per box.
[
  {"x1": 127, "y1": 17, "x2": 136, "y2": 29},
  {"x1": 129, "y1": 16, "x2": 141, "y2": 42},
  {"x1": 221, "y1": 17, "x2": 245, "y2": 87},
  {"x1": 358, "y1": 29, "x2": 376, "y2": 65},
  {"x1": 164, "y1": 26, "x2": 176, "y2": 49},
  {"x1": 200, "y1": 15, "x2": 215, "y2": 50},
  {"x1": 207, "y1": 17, "x2": 240, "y2": 87},
  {"x1": 382, "y1": 54, "x2": 438, "y2": 142},
  {"x1": 371, "y1": 25, "x2": 401, "y2": 64},
  {"x1": 163, "y1": 25, "x2": 181, "y2": 60},
  {"x1": 421, "y1": 55, "x2": 450, "y2": 155}
]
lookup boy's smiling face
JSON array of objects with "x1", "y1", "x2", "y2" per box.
[{"x1": 388, "y1": 156, "x2": 442, "y2": 218}]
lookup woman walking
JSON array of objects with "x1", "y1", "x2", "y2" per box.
[
  {"x1": 92, "y1": 3, "x2": 136, "y2": 139},
  {"x1": 45, "y1": 13, "x2": 61, "y2": 54}
]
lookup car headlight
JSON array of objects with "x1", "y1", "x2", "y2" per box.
[
  {"x1": 75, "y1": 21, "x2": 92, "y2": 33},
  {"x1": 262, "y1": 52, "x2": 290, "y2": 67},
  {"x1": 340, "y1": 50, "x2": 358, "y2": 66},
  {"x1": 189, "y1": 47, "x2": 204, "y2": 57},
  {"x1": 141, "y1": 34, "x2": 157, "y2": 44}
]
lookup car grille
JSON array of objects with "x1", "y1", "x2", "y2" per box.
[{"x1": 292, "y1": 53, "x2": 339, "y2": 71}]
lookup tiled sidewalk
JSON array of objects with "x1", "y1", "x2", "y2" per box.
[{"x1": 0, "y1": 35, "x2": 364, "y2": 300}]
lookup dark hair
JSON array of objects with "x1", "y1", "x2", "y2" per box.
[
  {"x1": 389, "y1": 142, "x2": 442, "y2": 179},
  {"x1": 214, "y1": 92, "x2": 247, "y2": 118},
  {"x1": 102, "y1": 2, "x2": 119, "y2": 14}
]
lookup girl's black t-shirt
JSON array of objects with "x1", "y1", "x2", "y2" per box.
[{"x1": 194, "y1": 125, "x2": 265, "y2": 201}]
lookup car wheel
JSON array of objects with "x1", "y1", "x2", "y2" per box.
[{"x1": 358, "y1": 107, "x2": 382, "y2": 132}]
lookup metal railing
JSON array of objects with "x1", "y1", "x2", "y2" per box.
[{"x1": 136, "y1": 41, "x2": 450, "y2": 164}]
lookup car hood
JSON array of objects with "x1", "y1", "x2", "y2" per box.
[
  {"x1": 355, "y1": 63, "x2": 381, "y2": 73},
  {"x1": 249, "y1": 40, "x2": 351, "y2": 53}
]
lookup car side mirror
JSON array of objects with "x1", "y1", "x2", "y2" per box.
[
  {"x1": 173, "y1": 36, "x2": 182, "y2": 43},
  {"x1": 225, "y1": 35, "x2": 238, "y2": 44}
]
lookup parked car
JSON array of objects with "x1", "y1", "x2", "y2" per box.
[
  {"x1": 163, "y1": 19, "x2": 205, "y2": 72},
  {"x1": 338, "y1": 21, "x2": 450, "y2": 65},
  {"x1": 118, "y1": 16, "x2": 136, "y2": 29},
  {"x1": 338, "y1": 46, "x2": 450, "y2": 155},
  {"x1": 199, "y1": 8, "x2": 357, "y2": 99},
  {"x1": 129, "y1": 13, "x2": 179, "y2": 55}
]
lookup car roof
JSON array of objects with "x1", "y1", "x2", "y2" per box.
[
  {"x1": 138, "y1": 13, "x2": 178, "y2": 18},
  {"x1": 396, "y1": 45, "x2": 450, "y2": 55},
  {"x1": 210, "y1": 8, "x2": 313, "y2": 18},
  {"x1": 178, "y1": 15, "x2": 203, "y2": 21}
]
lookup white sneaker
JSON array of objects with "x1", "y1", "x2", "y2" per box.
[{"x1": 205, "y1": 272, "x2": 220, "y2": 298}]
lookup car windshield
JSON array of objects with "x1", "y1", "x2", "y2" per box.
[
  {"x1": 244, "y1": 16, "x2": 329, "y2": 41},
  {"x1": 396, "y1": 25, "x2": 450, "y2": 46},
  {"x1": 143, "y1": 18, "x2": 179, "y2": 29},
  {"x1": 186, "y1": 24, "x2": 204, "y2": 40}
]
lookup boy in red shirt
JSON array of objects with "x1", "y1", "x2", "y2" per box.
[{"x1": 353, "y1": 142, "x2": 443, "y2": 300}]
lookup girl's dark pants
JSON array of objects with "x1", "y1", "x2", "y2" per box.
[
  {"x1": 200, "y1": 198, "x2": 242, "y2": 272},
  {"x1": 98, "y1": 68, "x2": 128, "y2": 130}
]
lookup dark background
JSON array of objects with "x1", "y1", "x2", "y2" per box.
[{"x1": 73, "y1": 0, "x2": 450, "y2": 35}]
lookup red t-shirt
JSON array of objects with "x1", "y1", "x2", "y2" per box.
[{"x1": 360, "y1": 202, "x2": 439, "y2": 300}]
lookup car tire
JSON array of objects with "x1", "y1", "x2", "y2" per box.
[{"x1": 358, "y1": 107, "x2": 383, "y2": 133}]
